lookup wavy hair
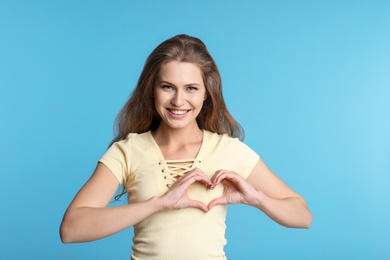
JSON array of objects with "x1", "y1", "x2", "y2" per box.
[{"x1": 111, "y1": 34, "x2": 243, "y2": 146}]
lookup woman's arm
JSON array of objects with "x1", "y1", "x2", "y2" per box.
[
  {"x1": 60, "y1": 163, "x2": 211, "y2": 243},
  {"x1": 246, "y1": 159, "x2": 312, "y2": 228},
  {"x1": 60, "y1": 163, "x2": 161, "y2": 243},
  {"x1": 208, "y1": 159, "x2": 312, "y2": 228}
]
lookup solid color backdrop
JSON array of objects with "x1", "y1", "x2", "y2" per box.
[{"x1": 1, "y1": 1, "x2": 389, "y2": 259}]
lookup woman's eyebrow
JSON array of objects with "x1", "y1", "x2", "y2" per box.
[
  {"x1": 158, "y1": 80, "x2": 174, "y2": 85},
  {"x1": 158, "y1": 80, "x2": 201, "y2": 86}
]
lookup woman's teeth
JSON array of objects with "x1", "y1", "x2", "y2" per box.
[{"x1": 170, "y1": 109, "x2": 188, "y2": 115}]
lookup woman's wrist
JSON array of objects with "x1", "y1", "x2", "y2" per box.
[
  {"x1": 247, "y1": 190, "x2": 267, "y2": 209},
  {"x1": 150, "y1": 195, "x2": 170, "y2": 212}
]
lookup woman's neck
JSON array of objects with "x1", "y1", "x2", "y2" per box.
[{"x1": 152, "y1": 124, "x2": 203, "y2": 146}]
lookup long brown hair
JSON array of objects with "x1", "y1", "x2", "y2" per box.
[{"x1": 111, "y1": 34, "x2": 243, "y2": 145}]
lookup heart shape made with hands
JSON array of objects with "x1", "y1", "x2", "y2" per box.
[
  {"x1": 168, "y1": 169, "x2": 250, "y2": 212},
  {"x1": 186, "y1": 172, "x2": 246, "y2": 211},
  {"x1": 187, "y1": 181, "x2": 226, "y2": 210}
]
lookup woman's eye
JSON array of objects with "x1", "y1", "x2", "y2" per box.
[
  {"x1": 187, "y1": 86, "x2": 198, "y2": 91},
  {"x1": 162, "y1": 85, "x2": 173, "y2": 90}
]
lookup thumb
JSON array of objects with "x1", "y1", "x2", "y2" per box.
[
  {"x1": 187, "y1": 199, "x2": 209, "y2": 212},
  {"x1": 207, "y1": 196, "x2": 227, "y2": 210}
]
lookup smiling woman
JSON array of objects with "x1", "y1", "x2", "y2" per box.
[
  {"x1": 60, "y1": 34, "x2": 312, "y2": 260},
  {"x1": 154, "y1": 61, "x2": 206, "y2": 132}
]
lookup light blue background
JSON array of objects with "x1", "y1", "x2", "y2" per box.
[{"x1": 1, "y1": 1, "x2": 389, "y2": 259}]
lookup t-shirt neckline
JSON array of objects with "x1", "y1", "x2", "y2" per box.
[{"x1": 147, "y1": 129, "x2": 208, "y2": 162}]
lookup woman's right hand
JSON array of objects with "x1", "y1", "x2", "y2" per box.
[{"x1": 159, "y1": 167, "x2": 211, "y2": 212}]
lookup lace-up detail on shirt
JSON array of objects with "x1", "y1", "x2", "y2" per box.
[{"x1": 161, "y1": 159, "x2": 200, "y2": 188}]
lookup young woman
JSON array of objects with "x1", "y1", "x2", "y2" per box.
[{"x1": 60, "y1": 34, "x2": 312, "y2": 259}]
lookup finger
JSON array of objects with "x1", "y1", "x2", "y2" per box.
[
  {"x1": 187, "y1": 167, "x2": 210, "y2": 183},
  {"x1": 210, "y1": 169, "x2": 224, "y2": 183},
  {"x1": 211, "y1": 170, "x2": 241, "y2": 187},
  {"x1": 207, "y1": 196, "x2": 227, "y2": 210},
  {"x1": 178, "y1": 173, "x2": 210, "y2": 188},
  {"x1": 209, "y1": 169, "x2": 228, "y2": 189},
  {"x1": 187, "y1": 199, "x2": 209, "y2": 212},
  {"x1": 177, "y1": 168, "x2": 211, "y2": 187}
]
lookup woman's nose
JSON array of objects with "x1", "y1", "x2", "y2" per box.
[{"x1": 171, "y1": 90, "x2": 185, "y2": 107}]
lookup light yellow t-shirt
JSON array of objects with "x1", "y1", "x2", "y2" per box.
[{"x1": 99, "y1": 130, "x2": 259, "y2": 260}]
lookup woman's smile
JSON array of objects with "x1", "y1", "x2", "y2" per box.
[{"x1": 168, "y1": 109, "x2": 190, "y2": 115}]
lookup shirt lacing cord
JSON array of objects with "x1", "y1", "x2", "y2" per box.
[{"x1": 160, "y1": 159, "x2": 201, "y2": 188}]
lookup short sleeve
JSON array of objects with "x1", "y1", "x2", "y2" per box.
[
  {"x1": 98, "y1": 139, "x2": 130, "y2": 184},
  {"x1": 229, "y1": 138, "x2": 260, "y2": 180}
]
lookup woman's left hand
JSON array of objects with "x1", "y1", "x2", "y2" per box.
[{"x1": 207, "y1": 170, "x2": 259, "y2": 210}]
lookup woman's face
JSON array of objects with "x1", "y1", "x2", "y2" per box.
[{"x1": 154, "y1": 61, "x2": 206, "y2": 131}]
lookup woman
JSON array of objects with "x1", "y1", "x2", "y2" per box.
[{"x1": 60, "y1": 34, "x2": 312, "y2": 259}]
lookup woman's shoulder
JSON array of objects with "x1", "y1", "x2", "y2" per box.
[
  {"x1": 202, "y1": 130, "x2": 258, "y2": 161},
  {"x1": 203, "y1": 130, "x2": 243, "y2": 149},
  {"x1": 124, "y1": 131, "x2": 152, "y2": 140},
  {"x1": 203, "y1": 129, "x2": 240, "y2": 142},
  {"x1": 112, "y1": 131, "x2": 153, "y2": 148}
]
